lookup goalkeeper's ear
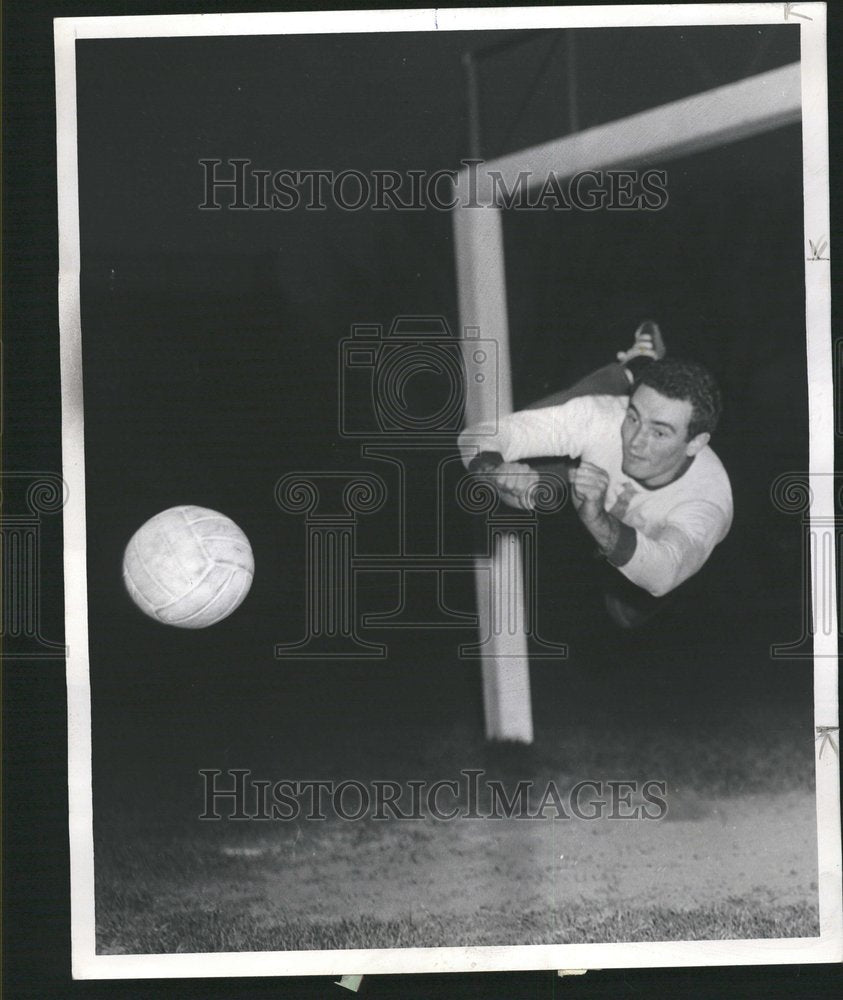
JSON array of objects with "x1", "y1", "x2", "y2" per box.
[{"x1": 684, "y1": 432, "x2": 710, "y2": 458}]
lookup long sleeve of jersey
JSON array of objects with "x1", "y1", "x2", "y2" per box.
[
  {"x1": 458, "y1": 397, "x2": 596, "y2": 466},
  {"x1": 618, "y1": 500, "x2": 730, "y2": 597}
]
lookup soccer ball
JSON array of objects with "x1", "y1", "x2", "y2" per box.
[{"x1": 122, "y1": 505, "x2": 254, "y2": 628}]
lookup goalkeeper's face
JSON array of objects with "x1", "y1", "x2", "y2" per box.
[{"x1": 621, "y1": 385, "x2": 710, "y2": 488}]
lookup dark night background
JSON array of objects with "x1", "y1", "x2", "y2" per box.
[
  {"x1": 72, "y1": 24, "x2": 808, "y2": 784},
  {"x1": 4, "y1": 4, "x2": 841, "y2": 998}
]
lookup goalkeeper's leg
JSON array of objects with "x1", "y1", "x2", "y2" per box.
[{"x1": 526, "y1": 320, "x2": 666, "y2": 410}]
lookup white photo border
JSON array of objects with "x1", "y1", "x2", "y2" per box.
[{"x1": 55, "y1": 3, "x2": 840, "y2": 979}]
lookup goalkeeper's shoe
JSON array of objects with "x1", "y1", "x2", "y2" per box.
[{"x1": 616, "y1": 320, "x2": 666, "y2": 365}]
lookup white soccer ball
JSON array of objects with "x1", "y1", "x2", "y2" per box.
[{"x1": 122, "y1": 506, "x2": 254, "y2": 628}]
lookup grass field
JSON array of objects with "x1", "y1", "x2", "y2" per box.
[
  {"x1": 96, "y1": 801, "x2": 819, "y2": 954},
  {"x1": 93, "y1": 624, "x2": 820, "y2": 955},
  {"x1": 97, "y1": 898, "x2": 819, "y2": 954}
]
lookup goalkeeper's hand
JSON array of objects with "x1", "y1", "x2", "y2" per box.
[{"x1": 487, "y1": 461, "x2": 539, "y2": 510}]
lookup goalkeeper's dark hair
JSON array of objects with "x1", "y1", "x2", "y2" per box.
[{"x1": 634, "y1": 359, "x2": 722, "y2": 439}]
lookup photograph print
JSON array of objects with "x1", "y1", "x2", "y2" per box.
[{"x1": 55, "y1": 3, "x2": 840, "y2": 980}]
